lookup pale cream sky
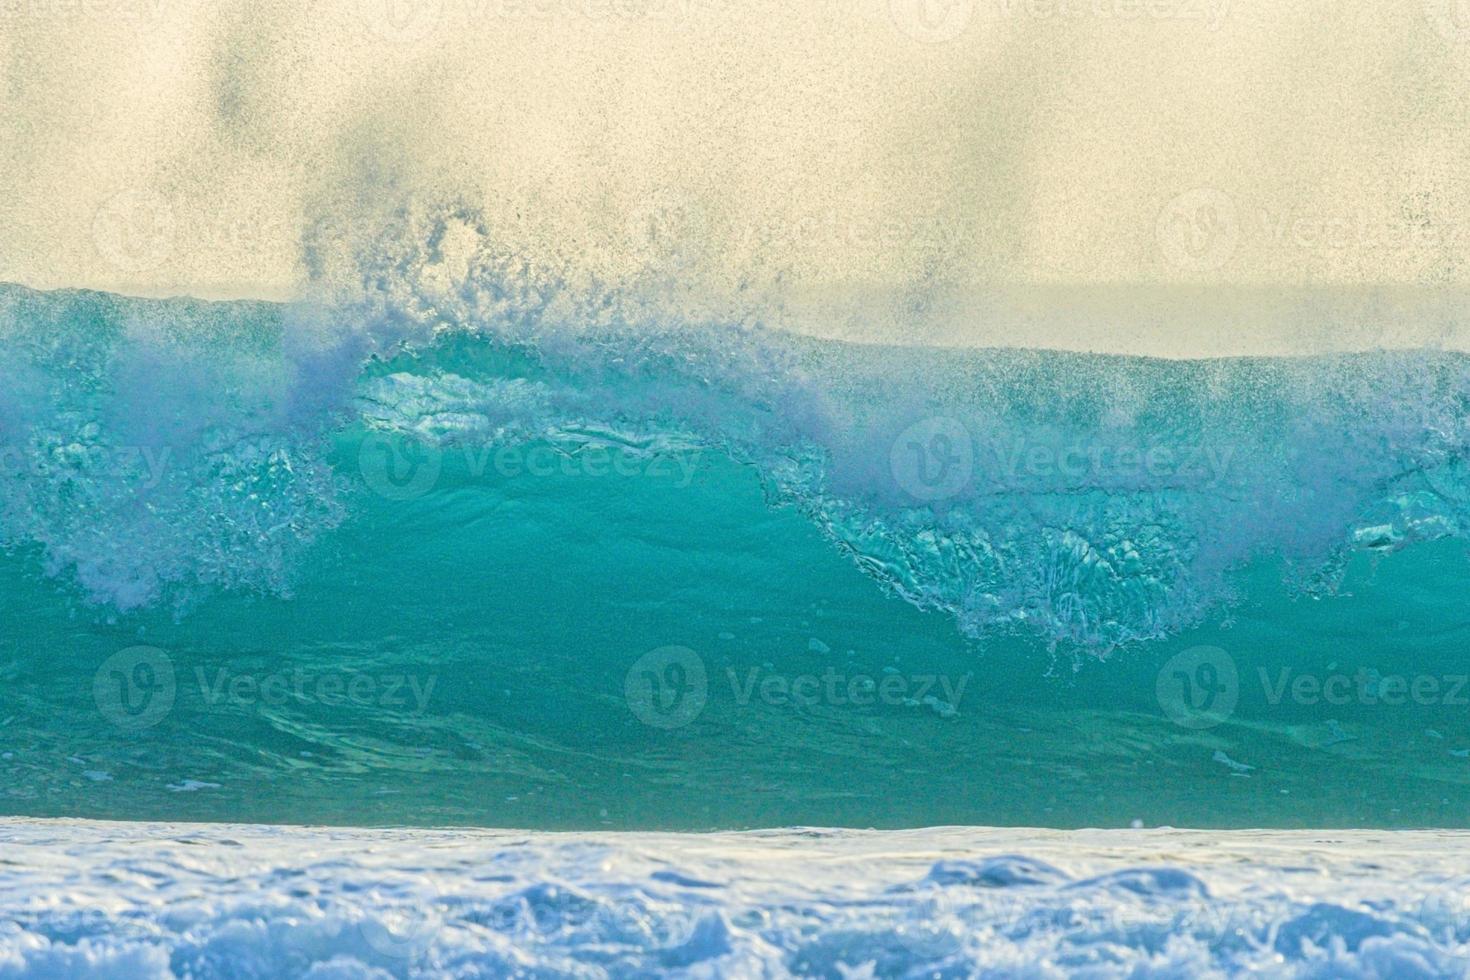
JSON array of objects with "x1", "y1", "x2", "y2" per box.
[{"x1": 2, "y1": 0, "x2": 1468, "y2": 354}]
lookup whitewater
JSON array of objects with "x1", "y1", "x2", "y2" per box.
[{"x1": 5, "y1": 821, "x2": 1470, "y2": 978}]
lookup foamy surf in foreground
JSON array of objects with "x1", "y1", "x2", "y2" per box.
[{"x1": 3, "y1": 820, "x2": 1470, "y2": 978}]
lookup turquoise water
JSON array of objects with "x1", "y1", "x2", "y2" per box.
[{"x1": 3, "y1": 281, "x2": 1470, "y2": 830}]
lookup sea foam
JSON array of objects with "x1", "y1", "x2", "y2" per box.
[{"x1": 2, "y1": 820, "x2": 1469, "y2": 978}]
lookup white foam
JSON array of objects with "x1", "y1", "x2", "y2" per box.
[{"x1": 3, "y1": 819, "x2": 1470, "y2": 977}]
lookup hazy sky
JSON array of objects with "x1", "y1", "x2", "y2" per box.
[{"x1": 2, "y1": 0, "x2": 1468, "y2": 353}]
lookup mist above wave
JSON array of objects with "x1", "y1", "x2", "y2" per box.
[{"x1": 6, "y1": 0, "x2": 1470, "y2": 360}]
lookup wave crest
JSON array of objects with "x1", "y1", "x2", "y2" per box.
[{"x1": 4, "y1": 243, "x2": 1470, "y2": 648}]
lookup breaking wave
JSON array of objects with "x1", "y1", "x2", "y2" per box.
[{"x1": 3, "y1": 203, "x2": 1470, "y2": 650}]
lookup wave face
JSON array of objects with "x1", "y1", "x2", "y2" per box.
[
  {"x1": 4, "y1": 822, "x2": 1470, "y2": 979},
  {"x1": 3, "y1": 265, "x2": 1470, "y2": 648},
  {"x1": 3, "y1": 250, "x2": 1470, "y2": 830}
]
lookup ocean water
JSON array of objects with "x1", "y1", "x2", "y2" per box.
[
  {"x1": 2, "y1": 269, "x2": 1470, "y2": 833},
  {"x1": 4, "y1": 264, "x2": 1470, "y2": 975}
]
